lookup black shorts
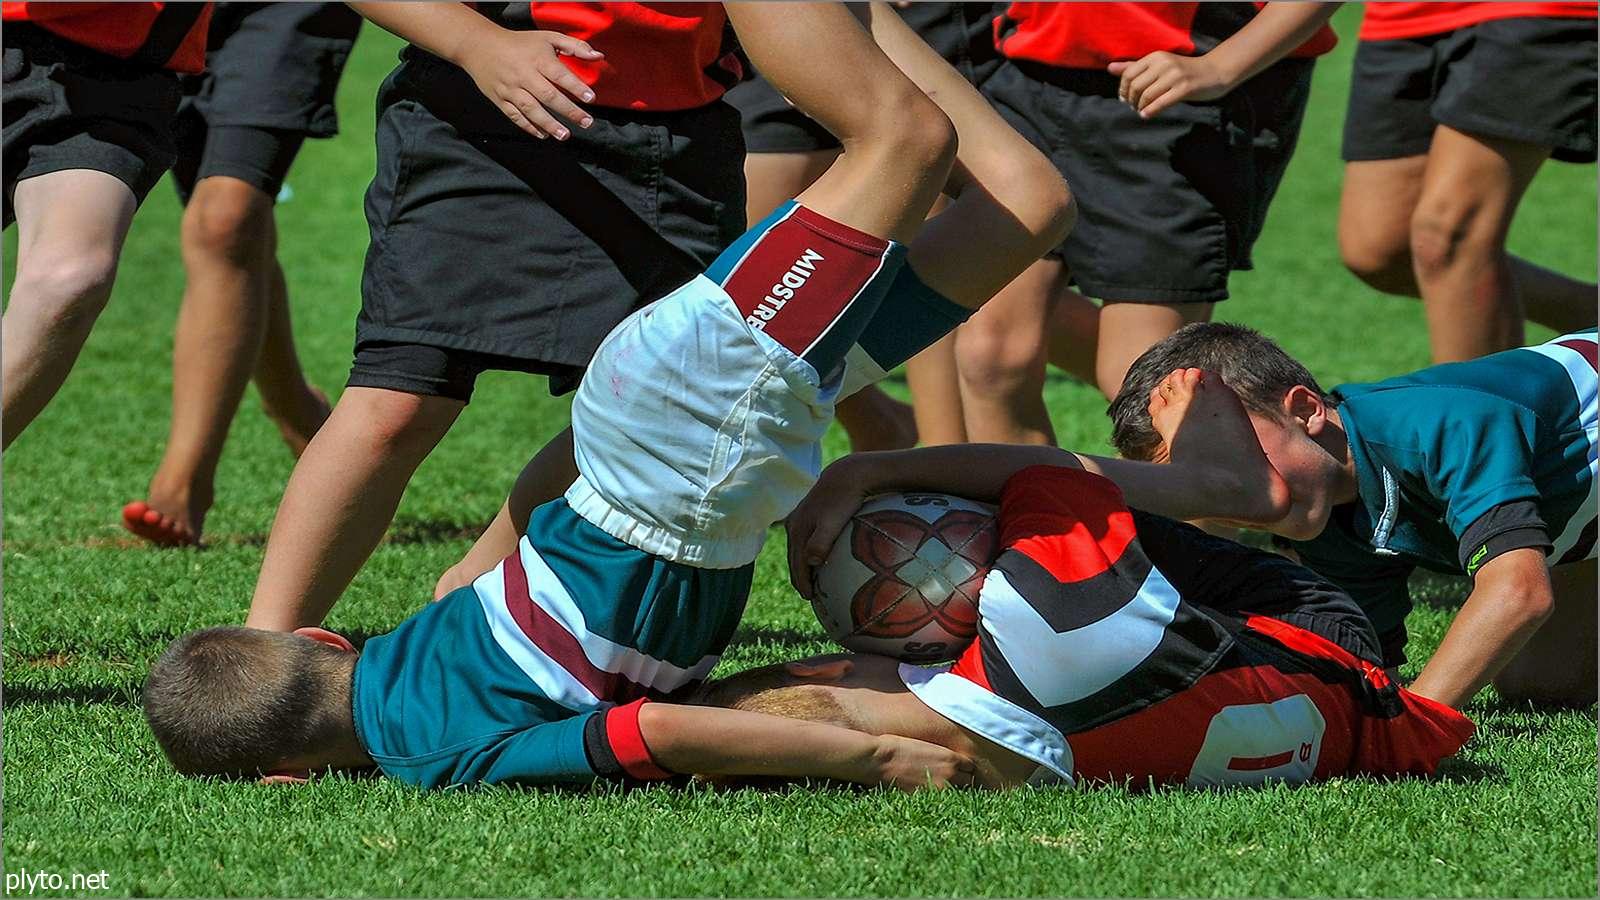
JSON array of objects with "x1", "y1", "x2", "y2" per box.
[
  {"x1": 727, "y1": 2, "x2": 1004, "y2": 154},
  {"x1": 1342, "y1": 17, "x2": 1599, "y2": 164},
  {"x1": 171, "y1": 2, "x2": 362, "y2": 203},
  {"x1": 352, "y1": 50, "x2": 746, "y2": 402},
  {"x1": 1, "y1": 23, "x2": 181, "y2": 226},
  {"x1": 983, "y1": 58, "x2": 1313, "y2": 304}
]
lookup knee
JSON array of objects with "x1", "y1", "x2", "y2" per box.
[
  {"x1": 182, "y1": 184, "x2": 272, "y2": 264},
  {"x1": 989, "y1": 152, "x2": 1076, "y2": 253},
  {"x1": 957, "y1": 316, "x2": 1047, "y2": 396},
  {"x1": 1408, "y1": 192, "x2": 1498, "y2": 278},
  {"x1": 339, "y1": 389, "x2": 460, "y2": 453},
  {"x1": 10, "y1": 247, "x2": 119, "y2": 321},
  {"x1": 1339, "y1": 226, "x2": 1414, "y2": 295}
]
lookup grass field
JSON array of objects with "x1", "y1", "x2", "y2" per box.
[{"x1": 3, "y1": 8, "x2": 1597, "y2": 896}]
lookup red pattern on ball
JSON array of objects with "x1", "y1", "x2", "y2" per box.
[{"x1": 848, "y1": 509, "x2": 996, "y2": 639}]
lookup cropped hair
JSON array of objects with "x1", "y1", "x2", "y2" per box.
[
  {"x1": 1108, "y1": 322, "x2": 1326, "y2": 460},
  {"x1": 692, "y1": 662, "x2": 857, "y2": 731},
  {"x1": 143, "y1": 627, "x2": 352, "y2": 777}
]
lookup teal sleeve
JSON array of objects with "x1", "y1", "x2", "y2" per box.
[{"x1": 475, "y1": 712, "x2": 600, "y2": 787}]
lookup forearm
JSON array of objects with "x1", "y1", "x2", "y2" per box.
[
  {"x1": 639, "y1": 703, "x2": 881, "y2": 784},
  {"x1": 1408, "y1": 554, "x2": 1554, "y2": 708},
  {"x1": 1205, "y1": 2, "x2": 1339, "y2": 88},
  {"x1": 347, "y1": 1, "x2": 496, "y2": 65}
]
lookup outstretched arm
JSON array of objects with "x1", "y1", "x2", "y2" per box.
[
  {"x1": 638, "y1": 703, "x2": 975, "y2": 790},
  {"x1": 1407, "y1": 548, "x2": 1555, "y2": 709}
]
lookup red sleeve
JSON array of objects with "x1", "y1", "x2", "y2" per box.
[{"x1": 998, "y1": 466, "x2": 1140, "y2": 584}]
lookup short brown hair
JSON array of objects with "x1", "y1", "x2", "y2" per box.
[
  {"x1": 1108, "y1": 322, "x2": 1327, "y2": 460},
  {"x1": 143, "y1": 627, "x2": 353, "y2": 777},
  {"x1": 693, "y1": 662, "x2": 858, "y2": 731}
]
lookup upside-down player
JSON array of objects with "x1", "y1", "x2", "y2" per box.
[
  {"x1": 722, "y1": 461, "x2": 1472, "y2": 789},
  {"x1": 142, "y1": 2, "x2": 1075, "y2": 789}
]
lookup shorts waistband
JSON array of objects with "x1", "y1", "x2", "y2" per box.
[{"x1": 564, "y1": 475, "x2": 766, "y2": 570}]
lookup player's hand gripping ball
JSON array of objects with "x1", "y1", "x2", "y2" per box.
[{"x1": 810, "y1": 493, "x2": 999, "y2": 663}]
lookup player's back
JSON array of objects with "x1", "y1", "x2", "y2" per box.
[{"x1": 351, "y1": 497, "x2": 752, "y2": 788}]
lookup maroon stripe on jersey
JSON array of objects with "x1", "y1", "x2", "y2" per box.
[
  {"x1": 1228, "y1": 750, "x2": 1294, "y2": 771},
  {"x1": 1555, "y1": 338, "x2": 1598, "y2": 371},
  {"x1": 721, "y1": 206, "x2": 891, "y2": 359},
  {"x1": 501, "y1": 551, "x2": 652, "y2": 704}
]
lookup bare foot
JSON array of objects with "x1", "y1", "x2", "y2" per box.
[
  {"x1": 1147, "y1": 368, "x2": 1291, "y2": 526},
  {"x1": 265, "y1": 385, "x2": 332, "y2": 459},
  {"x1": 120, "y1": 500, "x2": 200, "y2": 547},
  {"x1": 838, "y1": 386, "x2": 918, "y2": 452}
]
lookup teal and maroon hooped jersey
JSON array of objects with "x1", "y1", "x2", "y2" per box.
[
  {"x1": 351, "y1": 499, "x2": 751, "y2": 789},
  {"x1": 1289, "y1": 330, "x2": 1598, "y2": 649}
]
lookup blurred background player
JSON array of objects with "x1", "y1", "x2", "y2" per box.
[
  {"x1": 1336, "y1": 1, "x2": 1598, "y2": 364},
  {"x1": 246, "y1": 1, "x2": 751, "y2": 628},
  {"x1": 724, "y1": 1, "x2": 1006, "y2": 448},
  {"x1": 121, "y1": 2, "x2": 362, "y2": 547},
  {"x1": 1, "y1": 2, "x2": 211, "y2": 448},
  {"x1": 960, "y1": 0, "x2": 1336, "y2": 449}
]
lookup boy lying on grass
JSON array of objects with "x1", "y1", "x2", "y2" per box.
[
  {"x1": 142, "y1": 1, "x2": 1073, "y2": 790},
  {"x1": 1103, "y1": 325, "x2": 1597, "y2": 710}
]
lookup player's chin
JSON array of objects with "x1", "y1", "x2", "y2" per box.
[{"x1": 1269, "y1": 499, "x2": 1331, "y2": 542}]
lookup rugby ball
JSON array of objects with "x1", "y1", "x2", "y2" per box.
[{"x1": 810, "y1": 492, "x2": 999, "y2": 663}]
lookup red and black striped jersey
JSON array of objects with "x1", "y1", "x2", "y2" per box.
[
  {"x1": 1359, "y1": 1, "x2": 1597, "y2": 41},
  {"x1": 994, "y1": 2, "x2": 1336, "y2": 71},
  {"x1": 906, "y1": 467, "x2": 1473, "y2": 788},
  {"x1": 473, "y1": 2, "x2": 740, "y2": 111},
  {"x1": 1, "y1": 2, "x2": 211, "y2": 73}
]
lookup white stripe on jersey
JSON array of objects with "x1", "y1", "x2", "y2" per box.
[
  {"x1": 475, "y1": 559, "x2": 599, "y2": 712},
  {"x1": 473, "y1": 539, "x2": 722, "y2": 711},
  {"x1": 1521, "y1": 333, "x2": 1598, "y2": 562},
  {"x1": 977, "y1": 564, "x2": 1181, "y2": 707},
  {"x1": 900, "y1": 663, "x2": 1074, "y2": 784}
]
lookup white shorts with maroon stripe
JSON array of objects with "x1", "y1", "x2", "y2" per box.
[{"x1": 567, "y1": 201, "x2": 904, "y2": 568}]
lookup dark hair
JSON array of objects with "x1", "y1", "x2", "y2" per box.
[
  {"x1": 1108, "y1": 322, "x2": 1326, "y2": 460},
  {"x1": 143, "y1": 627, "x2": 352, "y2": 777}
]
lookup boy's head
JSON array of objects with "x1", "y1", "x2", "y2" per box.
[
  {"x1": 1109, "y1": 323, "x2": 1349, "y2": 540},
  {"x1": 143, "y1": 626, "x2": 361, "y2": 779}
]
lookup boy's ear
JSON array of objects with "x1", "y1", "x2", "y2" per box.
[
  {"x1": 786, "y1": 658, "x2": 855, "y2": 681},
  {"x1": 294, "y1": 627, "x2": 356, "y2": 654},
  {"x1": 1284, "y1": 385, "x2": 1329, "y2": 436}
]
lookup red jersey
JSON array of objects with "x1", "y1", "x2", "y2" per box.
[
  {"x1": 480, "y1": 2, "x2": 740, "y2": 111},
  {"x1": 902, "y1": 467, "x2": 1473, "y2": 788},
  {"x1": 995, "y1": 2, "x2": 1336, "y2": 71},
  {"x1": 1359, "y1": 2, "x2": 1598, "y2": 41},
  {"x1": 1, "y1": 1, "x2": 210, "y2": 73}
]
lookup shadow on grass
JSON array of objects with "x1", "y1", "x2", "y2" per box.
[{"x1": 1432, "y1": 756, "x2": 1506, "y2": 785}]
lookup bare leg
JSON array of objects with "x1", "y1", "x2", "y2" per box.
[
  {"x1": 954, "y1": 257, "x2": 1060, "y2": 445},
  {"x1": 1411, "y1": 127, "x2": 1558, "y2": 362},
  {"x1": 903, "y1": 334, "x2": 966, "y2": 445},
  {"x1": 128, "y1": 177, "x2": 276, "y2": 545},
  {"x1": 3, "y1": 170, "x2": 138, "y2": 448},
  {"x1": 1094, "y1": 301, "x2": 1214, "y2": 399},
  {"x1": 435, "y1": 427, "x2": 576, "y2": 599},
  {"x1": 1492, "y1": 561, "x2": 1598, "y2": 707},
  {"x1": 246, "y1": 387, "x2": 463, "y2": 630},
  {"x1": 1342, "y1": 155, "x2": 1596, "y2": 338},
  {"x1": 1043, "y1": 284, "x2": 1099, "y2": 387},
  {"x1": 254, "y1": 253, "x2": 330, "y2": 457}
]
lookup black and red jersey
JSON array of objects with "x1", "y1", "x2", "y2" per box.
[
  {"x1": 902, "y1": 466, "x2": 1473, "y2": 788},
  {"x1": 994, "y1": 2, "x2": 1336, "y2": 71},
  {"x1": 1359, "y1": 1, "x2": 1597, "y2": 41},
  {"x1": 1, "y1": 1, "x2": 211, "y2": 72},
  {"x1": 475, "y1": 2, "x2": 740, "y2": 111}
]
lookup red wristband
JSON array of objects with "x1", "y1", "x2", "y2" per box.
[{"x1": 605, "y1": 698, "x2": 672, "y2": 780}]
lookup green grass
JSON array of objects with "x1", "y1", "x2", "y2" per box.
[{"x1": 3, "y1": 10, "x2": 1596, "y2": 896}]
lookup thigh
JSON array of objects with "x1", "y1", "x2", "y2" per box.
[
  {"x1": 1417, "y1": 125, "x2": 1552, "y2": 240},
  {"x1": 1094, "y1": 300, "x2": 1213, "y2": 397},
  {"x1": 1495, "y1": 561, "x2": 1597, "y2": 706},
  {"x1": 12, "y1": 168, "x2": 138, "y2": 261}
]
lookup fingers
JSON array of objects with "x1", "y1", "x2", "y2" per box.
[
  {"x1": 498, "y1": 99, "x2": 550, "y2": 139},
  {"x1": 1114, "y1": 57, "x2": 1148, "y2": 104},
  {"x1": 547, "y1": 34, "x2": 604, "y2": 59},
  {"x1": 1123, "y1": 64, "x2": 1165, "y2": 112},
  {"x1": 786, "y1": 518, "x2": 815, "y2": 598},
  {"x1": 1138, "y1": 82, "x2": 1184, "y2": 119},
  {"x1": 545, "y1": 62, "x2": 599, "y2": 108}
]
